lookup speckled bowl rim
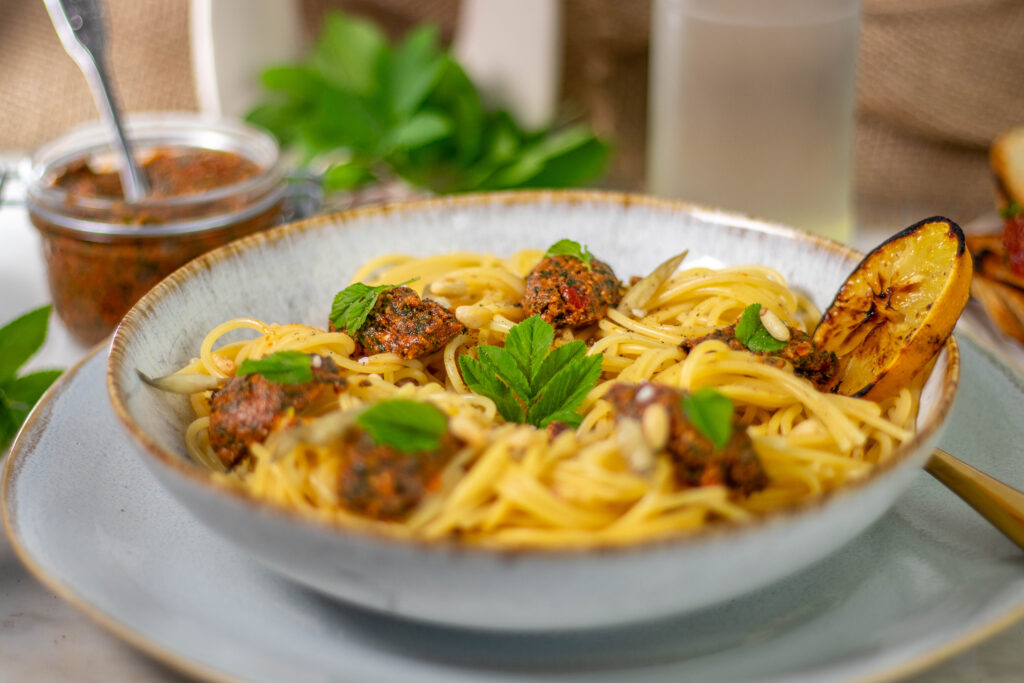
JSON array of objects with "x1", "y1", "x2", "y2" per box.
[{"x1": 106, "y1": 189, "x2": 962, "y2": 558}]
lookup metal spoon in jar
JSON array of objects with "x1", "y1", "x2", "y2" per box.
[{"x1": 43, "y1": 0, "x2": 149, "y2": 202}]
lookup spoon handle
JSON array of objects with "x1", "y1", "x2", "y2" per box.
[
  {"x1": 44, "y1": 0, "x2": 149, "y2": 202},
  {"x1": 927, "y1": 448, "x2": 1024, "y2": 550}
]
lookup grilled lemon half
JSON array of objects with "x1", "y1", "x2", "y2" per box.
[{"x1": 813, "y1": 217, "x2": 972, "y2": 400}]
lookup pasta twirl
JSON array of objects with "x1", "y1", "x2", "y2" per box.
[{"x1": 171, "y1": 249, "x2": 921, "y2": 548}]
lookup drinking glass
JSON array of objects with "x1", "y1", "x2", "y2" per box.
[{"x1": 647, "y1": 0, "x2": 861, "y2": 243}]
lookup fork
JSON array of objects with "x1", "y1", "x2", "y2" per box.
[{"x1": 928, "y1": 448, "x2": 1024, "y2": 549}]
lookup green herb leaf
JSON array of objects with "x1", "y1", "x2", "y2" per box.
[
  {"x1": 458, "y1": 355, "x2": 525, "y2": 423},
  {"x1": 682, "y1": 387, "x2": 734, "y2": 450},
  {"x1": 540, "y1": 409, "x2": 585, "y2": 429},
  {"x1": 356, "y1": 399, "x2": 447, "y2": 453},
  {"x1": 1, "y1": 370, "x2": 62, "y2": 450},
  {"x1": 387, "y1": 111, "x2": 452, "y2": 150},
  {"x1": 314, "y1": 89, "x2": 386, "y2": 153},
  {"x1": 323, "y1": 161, "x2": 376, "y2": 192},
  {"x1": 735, "y1": 304, "x2": 788, "y2": 353},
  {"x1": 427, "y1": 56, "x2": 485, "y2": 166},
  {"x1": 1002, "y1": 200, "x2": 1024, "y2": 219},
  {"x1": 459, "y1": 316, "x2": 603, "y2": 428},
  {"x1": 485, "y1": 126, "x2": 610, "y2": 190},
  {"x1": 261, "y1": 65, "x2": 323, "y2": 100},
  {"x1": 544, "y1": 239, "x2": 594, "y2": 271},
  {"x1": 0, "y1": 398, "x2": 17, "y2": 453},
  {"x1": 476, "y1": 346, "x2": 532, "y2": 403},
  {"x1": 517, "y1": 134, "x2": 612, "y2": 189},
  {"x1": 531, "y1": 340, "x2": 586, "y2": 395},
  {"x1": 502, "y1": 315, "x2": 554, "y2": 387},
  {"x1": 526, "y1": 353, "x2": 603, "y2": 427},
  {"x1": 245, "y1": 10, "x2": 610, "y2": 195},
  {"x1": 3, "y1": 369, "x2": 62, "y2": 411},
  {"x1": 310, "y1": 12, "x2": 387, "y2": 97},
  {"x1": 237, "y1": 351, "x2": 314, "y2": 384},
  {"x1": 330, "y1": 279, "x2": 417, "y2": 334},
  {"x1": 0, "y1": 305, "x2": 51, "y2": 386},
  {"x1": 388, "y1": 25, "x2": 446, "y2": 119},
  {"x1": 0, "y1": 306, "x2": 63, "y2": 453}
]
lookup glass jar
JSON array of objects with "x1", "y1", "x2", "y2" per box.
[{"x1": 24, "y1": 113, "x2": 286, "y2": 345}]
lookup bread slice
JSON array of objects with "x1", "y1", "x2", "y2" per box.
[
  {"x1": 991, "y1": 126, "x2": 1024, "y2": 208},
  {"x1": 964, "y1": 232, "x2": 1024, "y2": 343},
  {"x1": 969, "y1": 127, "x2": 1024, "y2": 343},
  {"x1": 971, "y1": 275, "x2": 1024, "y2": 344}
]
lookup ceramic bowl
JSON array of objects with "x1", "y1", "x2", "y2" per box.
[{"x1": 107, "y1": 191, "x2": 960, "y2": 631}]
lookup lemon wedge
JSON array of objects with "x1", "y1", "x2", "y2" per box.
[{"x1": 813, "y1": 217, "x2": 972, "y2": 400}]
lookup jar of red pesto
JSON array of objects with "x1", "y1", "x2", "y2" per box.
[{"x1": 24, "y1": 113, "x2": 286, "y2": 345}]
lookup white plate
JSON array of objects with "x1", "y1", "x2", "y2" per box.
[{"x1": 5, "y1": 335, "x2": 1024, "y2": 682}]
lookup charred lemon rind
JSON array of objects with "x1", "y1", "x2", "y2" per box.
[{"x1": 812, "y1": 217, "x2": 971, "y2": 401}]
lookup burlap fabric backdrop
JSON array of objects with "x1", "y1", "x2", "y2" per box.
[{"x1": 2, "y1": 0, "x2": 1022, "y2": 230}]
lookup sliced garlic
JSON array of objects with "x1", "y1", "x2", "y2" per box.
[
  {"x1": 137, "y1": 370, "x2": 226, "y2": 394},
  {"x1": 618, "y1": 250, "x2": 689, "y2": 316}
]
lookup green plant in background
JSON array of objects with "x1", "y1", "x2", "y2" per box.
[
  {"x1": 0, "y1": 306, "x2": 62, "y2": 452},
  {"x1": 247, "y1": 12, "x2": 612, "y2": 194}
]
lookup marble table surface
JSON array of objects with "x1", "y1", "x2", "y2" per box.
[{"x1": 2, "y1": 194, "x2": 1024, "y2": 682}]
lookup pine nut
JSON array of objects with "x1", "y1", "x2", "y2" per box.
[
  {"x1": 759, "y1": 308, "x2": 791, "y2": 342},
  {"x1": 641, "y1": 404, "x2": 670, "y2": 451},
  {"x1": 617, "y1": 418, "x2": 654, "y2": 473}
]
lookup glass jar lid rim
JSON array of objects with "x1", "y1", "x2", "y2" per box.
[{"x1": 26, "y1": 112, "x2": 285, "y2": 211}]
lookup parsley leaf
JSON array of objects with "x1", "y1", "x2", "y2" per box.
[
  {"x1": 735, "y1": 303, "x2": 788, "y2": 353},
  {"x1": 682, "y1": 387, "x2": 734, "y2": 450},
  {"x1": 330, "y1": 278, "x2": 417, "y2": 334},
  {"x1": 458, "y1": 316, "x2": 603, "y2": 428},
  {"x1": 0, "y1": 305, "x2": 51, "y2": 386},
  {"x1": 357, "y1": 399, "x2": 447, "y2": 452},
  {"x1": 459, "y1": 354, "x2": 525, "y2": 423},
  {"x1": 477, "y1": 346, "x2": 532, "y2": 401},
  {"x1": 531, "y1": 341, "x2": 586, "y2": 395},
  {"x1": 526, "y1": 351, "x2": 603, "y2": 427},
  {"x1": 246, "y1": 10, "x2": 611, "y2": 194},
  {"x1": 544, "y1": 239, "x2": 594, "y2": 271},
  {"x1": 4, "y1": 370, "x2": 63, "y2": 412},
  {"x1": 0, "y1": 305, "x2": 62, "y2": 453},
  {"x1": 1001, "y1": 200, "x2": 1024, "y2": 219},
  {"x1": 502, "y1": 315, "x2": 553, "y2": 387},
  {"x1": 237, "y1": 351, "x2": 314, "y2": 384}
]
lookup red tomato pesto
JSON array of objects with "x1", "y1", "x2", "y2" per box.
[
  {"x1": 55, "y1": 148, "x2": 261, "y2": 207},
  {"x1": 30, "y1": 147, "x2": 281, "y2": 345}
]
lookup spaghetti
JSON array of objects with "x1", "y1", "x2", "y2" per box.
[{"x1": 169, "y1": 248, "x2": 922, "y2": 548}]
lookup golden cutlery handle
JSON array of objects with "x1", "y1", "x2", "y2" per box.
[{"x1": 927, "y1": 448, "x2": 1024, "y2": 550}]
